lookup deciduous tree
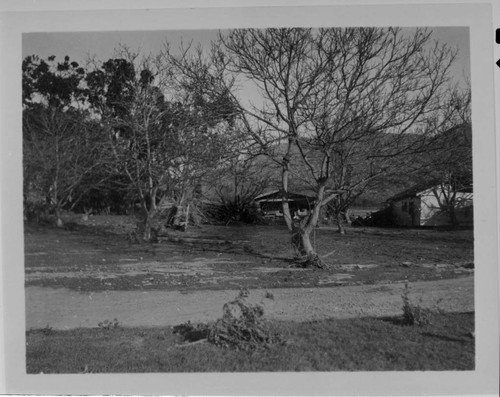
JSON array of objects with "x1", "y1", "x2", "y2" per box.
[
  {"x1": 415, "y1": 86, "x2": 472, "y2": 227},
  {"x1": 86, "y1": 49, "x2": 238, "y2": 240},
  {"x1": 215, "y1": 27, "x2": 458, "y2": 266}
]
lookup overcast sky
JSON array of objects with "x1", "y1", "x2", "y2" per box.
[
  {"x1": 22, "y1": 26, "x2": 470, "y2": 108},
  {"x1": 23, "y1": 27, "x2": 470, "y2": 78}
]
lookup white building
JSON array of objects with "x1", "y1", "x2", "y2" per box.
[{"x1": 387, "y1": 181, "x2": 473, "y2": 227}]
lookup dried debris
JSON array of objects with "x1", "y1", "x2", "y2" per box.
[
  {"x1": 207, "y1": 289, "x2": 282, "y2": 350},
  {"x1": 173, "y1": 289, "x2": 282, "y2": 351}
]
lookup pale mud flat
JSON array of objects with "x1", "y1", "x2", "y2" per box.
[{"x1": 25, "y1": 276, "x2": 474, "y2": 330}]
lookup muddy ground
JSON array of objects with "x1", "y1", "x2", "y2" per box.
[
  {"x1": 24, "y1": 216, "x2": 474, "y2": 329},
  {"x1": 25, "y1": 216, "x2": 474, "y2": 292}
]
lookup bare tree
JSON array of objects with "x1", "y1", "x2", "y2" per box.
[
  {"x1": 210, "y1": 27, "x2": 457, "y2": 266},
  {"x1": 23, "y1": 106, "x2": 105, "y2": 226},
  {"x1": 416, "y1": 85, "x2": 472, "y2": 227},
  {"x1": 86, "y1": 48, "x2": 237, "y2": 240}
]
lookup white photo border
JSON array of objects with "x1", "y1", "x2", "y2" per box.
[{"x1": 1, "y1": 1, "x2": 498, "y2": 396}]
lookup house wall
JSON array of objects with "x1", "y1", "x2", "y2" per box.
[
  {"x1": 419, "y1": 188, "x2": 473, "y2": 226},
  {"x1": 390, "y1": 186, "x2": 473, "y2": 227},
  {"x1": 256, "y1": 197, "x2": 313, "y2": 216},
  {"x1": 419, "y1": 190, "x2": 442, "y2": 226}
]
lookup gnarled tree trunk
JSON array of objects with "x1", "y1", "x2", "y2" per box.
[
  {"x1": 287, "y1": 185, "x2": 328, "y2": 268},
  {"x1": 54, "y1": 207, "x2": 64, "y2": 228},
  {"x1": 335, "y1": 212, "x2": 346, "y2": 235}
]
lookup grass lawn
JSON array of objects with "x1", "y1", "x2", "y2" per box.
[{"x1": 26, "y1": 312, "x2": 474, "y2": 373}]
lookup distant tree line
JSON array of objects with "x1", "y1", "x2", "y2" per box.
[{"x1": 23, "y1": 49, "x2": 243, "y2": 239}]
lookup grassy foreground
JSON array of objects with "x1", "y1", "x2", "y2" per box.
[{"x1": 27, "y1": 312, "x2": 474, "y2": 373}]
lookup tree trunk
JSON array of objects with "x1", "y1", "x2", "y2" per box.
[
  {"x1": 81, "y1": 207, "x2": 92, "y2": 222},
  {"x1": 279, "y1": 139, "x2": 326, "y2": 268},
  {"x1": 281, "y1": 146, "x2": 293, "y2": 231},
  {"x1": 184, "y1": 203, "x2": 190, "y2": 231},
  {"x1": 292, "y1": 225, "x2": 326, "y2": 268},
  {"x1": 166, "y1": 205, "x2": 178, "y2": 226},
  {"x1": 140, "y1": 193, "x2": 158, "y2": 241},
  {"x1": 141, "y1": 209, "x2": 157, "y2": 241},
  {"x1": 299, "y1": 229, "x2": 316, "y2": 257},
  {"x1": 334, "y1": 211, "x2": 346, "y2": 234},
  {"x1": 290, "y1": 186, "x2": 328, "y2": 269},
  {"x1": 55, "y1": 207, "x2": 64, "y2": 227},
  {"x1": 449, "y1": 204, "x2": 459, "y2": 228},
  {"x1": 336, "y1": 214, "x2": 346, "y2": 234},
  {"x1": 345, "y1": 208, "x2": 351, "y2": 224}
]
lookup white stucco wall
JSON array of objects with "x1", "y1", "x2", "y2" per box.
[
  {"x1": 419, "y1": 186, "x2": 473, "y2": 226},
  {"x1": 391, "y1": 185, "x2": 473, "y2": 227}
]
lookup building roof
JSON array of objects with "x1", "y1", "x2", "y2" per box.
[
  {"x1": 255, "y1": 189, "x2": 316, "y2": 202},
  {"x1": 385, "y1": 179, "x2": 443, "y2": 202},
  {"x1": 386, "y1": 178, "x2": 473, "y2": 203}
]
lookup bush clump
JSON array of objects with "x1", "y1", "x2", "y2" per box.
[
  {"x1": 97, "y1": 318, "x2": 120, "y2": 330},
  {"x1": 24, "y1": 201, "x2": 54, "y2": 224},
  {"x1": 205, "y1": 198, "x2": 266, "y2": 225},
  {"x1": 207, "y1": 290, "x2": 282, "y2": 350},
  {"x1": 173, "y1": 290, "x2": 282, "y2": 351},
  {"x1": 401, "y1": 283, "x2": 433, "y2": 326}
]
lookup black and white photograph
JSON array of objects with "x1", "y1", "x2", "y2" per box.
[{"x1": 1, "y1": 1, "x2": 499, "y2": 396}]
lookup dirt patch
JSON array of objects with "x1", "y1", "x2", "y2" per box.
[
  {"x1": 25, "y1": 276, "x2": 474, "y2": 330},
  {"x1": 24, "y1": 221, "x2": 474, "y2": 292},
  {"x1": 24, "y1": 218, "x2": 475, "y2": 330}
]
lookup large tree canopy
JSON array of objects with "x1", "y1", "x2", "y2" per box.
[
  {"x1": 84, "y1": 49, "x2": 239, "y2": 239},
  {"x1": 209, "y1": 27, "x2": 459, "y2": 265},
  {"x1": 23, "y1": 54, "x2": 86, "y2": 108},
  {"x1": 22, "y1": 55, "x2": 105, "y2": 225}
]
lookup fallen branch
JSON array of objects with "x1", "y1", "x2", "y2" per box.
[
  {"x1": 158, "y1": 236, "x2": 249, "y2": 245},
  {"x1": 321, "y1": 250, "x2": 336, "y2": 259}
]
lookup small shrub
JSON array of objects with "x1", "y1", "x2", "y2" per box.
[
  {"x1": 171, "y1": 291, "x2": 282, "y2": 351},
  {"x1": 24, "y1": 201, "x2": 53, "y2": 224},
  {"x1": 265, "y1": 291, "x2": 274, "y2": 300},
  {"x1": 401, "y1": 283, "x2": 432, "y2": 326},
  {"x1": 34, "y1": 324, "x2": 54, "y2": 336},
  {"x1": 205, "y1": 198, "x2": 266, "y2": 225},
  {"x1": 28, "y1": 324, "x2": 54, "y2": 336},
  {"x1": 207, "y1": 291, "x2": 282, "y2": 351},
  {"x1": 98, "y1": 318, "x2": 120, "y2": 330}
]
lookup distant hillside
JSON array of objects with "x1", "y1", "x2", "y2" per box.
[
  {"x1": 212, "y1": 123, "x2": 473, "y2": 208},
  {"x1": 356, "y1": 123, "x2": 473, "y2": 207}
]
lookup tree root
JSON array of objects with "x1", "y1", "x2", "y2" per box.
[{"x1": 295, "y1": 253, "x2": 329, "y2": 269}]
